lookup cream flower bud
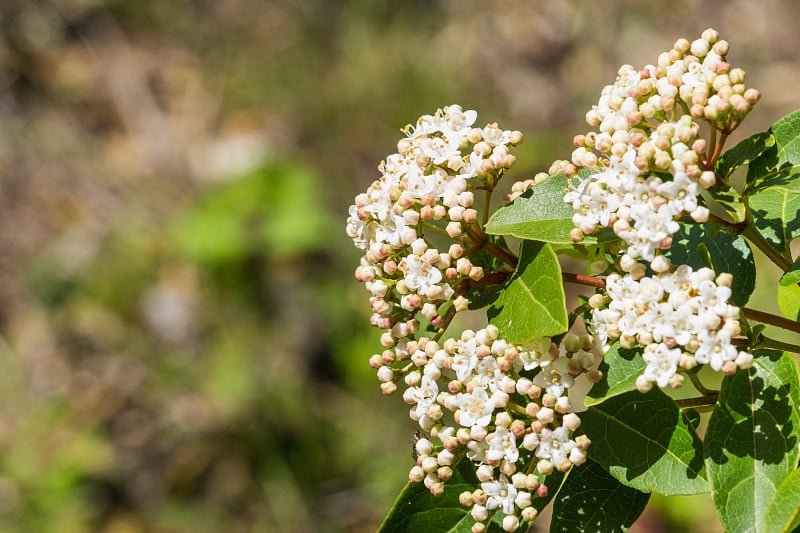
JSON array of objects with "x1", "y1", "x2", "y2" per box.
[
  {"x1": 470, "y1": 505, "x2": 488, "y2": 523},
  {"x1": 409, "y1": 465, "x2": 425, "y2": 482},
  {"x1": 502, "y1": 515, "x2": 520, "y2": 532},
  {"x1": 691, "y1": 38, "x2": 709, "y2": 57}
]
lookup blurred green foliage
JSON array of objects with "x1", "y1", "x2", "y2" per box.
[{"x1": 1, "y1": 0, "x2": 799, "y2": 532}]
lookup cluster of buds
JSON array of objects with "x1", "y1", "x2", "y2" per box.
[
  {"x1": 347, "y1": 105, "x2": 522, "y2": 347},
  {"x1": 589, "y1": 266, "x2": 752, "y2": 390},
  {"x1": 552, "y1": 28, "x2": 760, "y2": 267},
  {"x1": 384, "y1": 325, "x2": 595, "y2": 532}
]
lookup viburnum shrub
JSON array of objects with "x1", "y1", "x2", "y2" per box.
[{"x1": 346, "y1": 28, "x2": 800, "y2": 532}]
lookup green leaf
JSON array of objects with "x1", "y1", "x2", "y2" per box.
[
  {"x1": 777, "y1": 279, "x2": 800, "y2": 321},
  {"x1": 762, "y1": 467, "x2": 800, "y2": 533},
  {"x1": 485, "y1": 172, "x2": 596, "y2": 244},
  {"x1": 716, "y1": 131, "x2": 775, "y2": 180},
  {"x1": 585, "y1": 344, "x2": 646, "y2": 407},
  {"x1": 704, "y1": 350, "x2": 800, "y2": 533},
  {"x1": 551, "y1": 458, "x2": 650, "y2": 533},
  {"x1": 779, "y1": 257, "x2": 800, "y2": 286},
  {"x1": 743, "y1": 110, "x2": 800, "y2": 253},
  {"x1": 488, "y1": 240, "x2": 568, "y2": 343},
  {"x1": 579, "y1": 389, "x2": 710, "y2": 495},
  {"x1": 666, "y1": 221, "x2": 756, "y2": 306},
  {"x1": 378, "y1": 460, "x2": 528, "y2": 533},
  {"x1": 747, "y1": 169, "x2": 800, "y2": 254},
  {"x1": 706, "y1": 184, "x2": 746, "y2": 222},
  {"x1": 771, "y1": 109, "x2": 800, "y2": 166}
]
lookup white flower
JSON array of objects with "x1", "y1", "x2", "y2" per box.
[
  {"x1": 694, "y1": 329, "x2": 738, "y2": 371},
  {"x1": 399, "y1": 254, "x2": 443, "y2": 293},
  {"x1": 421, "y1": 135, "x2": 461, "y2": 165},
  {"x1": 452, "y1": 337, "x2": 478, "y2": 383},
  {"x1": 485, "y1": 426, "x2": 519, "y2": 464},
  {"x1": 473, "y1": 356, "x2": 502, "y2": 392},
  {"x1": 405, "y1": 166, "x2": 450, "y2": 198},
  {"x1": 482, "y1": 124, "x2": 512, "y2": 146},
  {"x1": 515, "y1": 337, "x2": 551, "y2": 371},
  {"x1": 409, "y1": 375, "x2": 439, "y2": 419},
  {"x1": 346, "y1": 204, "x2": 372, "y2": 249},
  {"x1": 535, "y1": 426, "x2": 576, "y2": 466},
  {"x1": 533, "y1": 356, "x2": 574, "y2": 397},
  {"x1": 442, "y1": 105, "x2": 477, "y2": 137},
  {"x1": 482, "y1": 475, "x2": 517, "y2": 515},
  {"x1": 641, "y1": 342, "x2": 681, "y2": 387},
  {"x1": 456, "y1": 388, "x2": 495, "y2": 428}
]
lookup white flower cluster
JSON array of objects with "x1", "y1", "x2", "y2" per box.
[
  {"x1": 559, "y1": 28, "x2": 759, "y2": 266},
  {"x1": 591, "y1": 266, "x2": 753, "y2": 391},
  {"x1": 347, "y1": 105, "x2": 521, "y2": 344},
  {"x1": 391, "y1": 326, "x2": 593, "y2": 532}
]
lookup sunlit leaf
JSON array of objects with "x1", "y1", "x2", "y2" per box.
[
  {"x1": 704, "y1": 350, "x2": 800, "y2": 533},
  {"x1": 579, "y1": 389, "x2": 710, "y2": 495},
  {"x1": 585, "y1": 344, "x2": 646, "y2": 407},
  {"x1": 762, "y1": 467, "x2": 800, "y2": 533},
  {"x1": 485, "y1": 172, "x2": 596, "y2": 244},
  {"x1": 744, "y1": 110, "x2": 800, "y2": 253},
  {"x1": 488, "y1": 240, "x2": 568, "y2": 343},
  {"x1": 777, "y1": 279, "x2": 800, "y2": 321}
]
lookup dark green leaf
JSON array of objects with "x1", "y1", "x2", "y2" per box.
[
  {"x1": 704, "y1": 350, "x2": 800, "y2": 533},
  {"x1": 379, "y1": 460, "x2": 528, "y2": 533},
  {"x1": 551, "y1": 458, "x2": 650, "y2": 533},
  {"x1": 485, "y1": 172, "x2": 596, "y2": 244},
  {"x1": 579, "y1": 389, "x2": 710, "y2": 495},
  {"x1": 762, "y1": 467, "x2": 800, "y2": 533},
  {"x1": 585, "y1": 344, "x2": 646, "y2": 407},
  {"x1": 716, "y1": 131, "x2": 775, "y2": 180},
  {"x1": 666, "y1": 221, "x2": 756, "y2": 306},
  {"x1": 488, "y1": 241, "x2": 568, "y2": 343}
]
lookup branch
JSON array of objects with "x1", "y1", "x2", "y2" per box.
[
  {"x1": 675, "y1": 392, "x2": 719, "y2": 409},
  {"x1": 562, "y1": 272, "x2": 606, "y2": 288},
  {"x1": 759, "y1": 336, "x2": 800, "y2": 355},
  {"x1": 742, "y1": 307, "x2": 800, "y2": 335},
  {"x1": 707, "y1": 213, "x2": 746, "y2": 234}
]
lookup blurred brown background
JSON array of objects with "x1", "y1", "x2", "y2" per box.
[{"x1": 0, "y1": 1, "x2": 797, "y2": 532}]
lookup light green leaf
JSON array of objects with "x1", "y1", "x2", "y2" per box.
[
  {"x1": 585, "y1": 344, "x2": 646, "y2": 407},
  {"x1": 762, "y1": 467, "x2": 800, "y2": 533},
  {"x1": 666, "y1": 222, "x2": 756, "y2": 306},
  {"x1": 779, "y1": 257, "x2": 800, "y2": 286},
  {"x1": 378, "y1": 460, "x2": 528, "y2": 533},
  {"x1": 704, "y1": 350, "x2": 800, "y2": 533},
  {"x1": 551, "y1": 458, "x2": 650, "y2": 533},
  {"x1": 488, "y1": 240, "x2": 568, "y2": 343},
  {"x1": 777, "y1": 280, "x2": 800, "y2": 321},
  {"x1": 485, "y1": 172, "x2": 596, "y2": 244},
  {"x1": 579, "y1": 389, "x2": 710, "y2": 495},
  {"x1": 716, "y1": 130, "x2": 775, "y2": 180},
  {"x1": 771, "y1": 109, "x2": 800, "y2": 166}
]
